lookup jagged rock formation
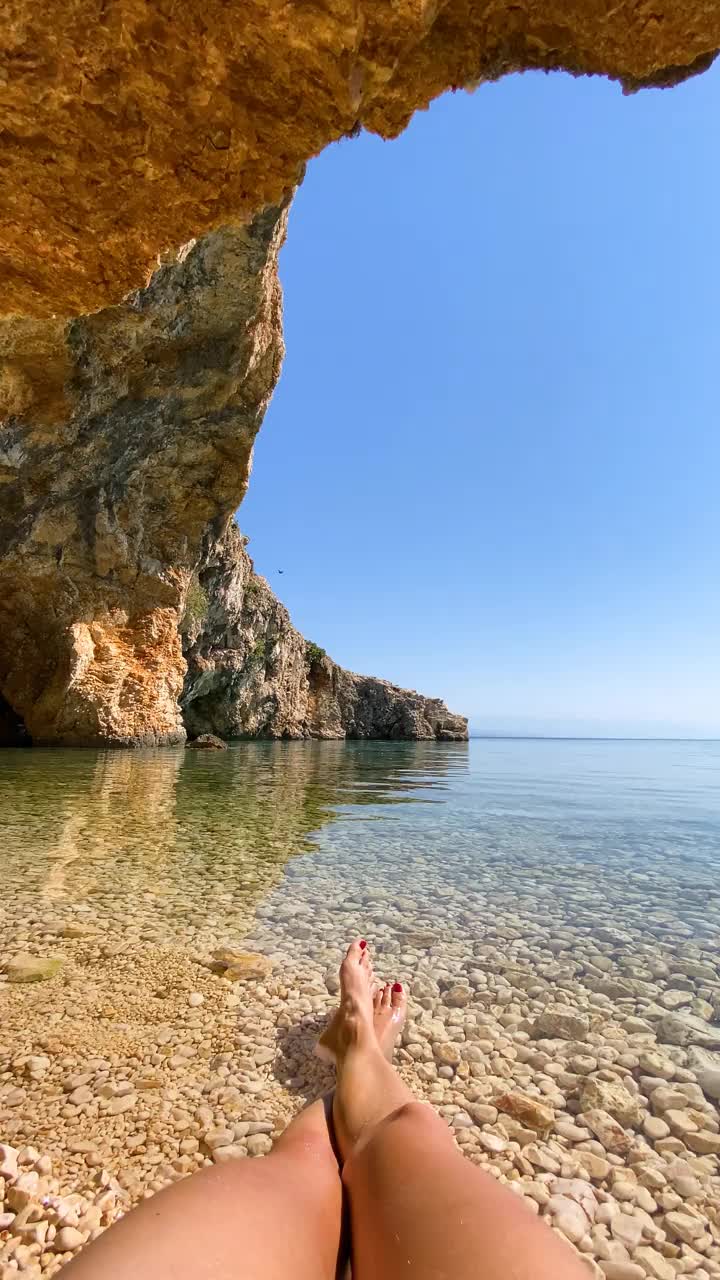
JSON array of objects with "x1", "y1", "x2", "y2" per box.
[
  {"x1": 182, "y1": 523, "x2": 467, "y2": 741},
  {"x1": 2, "y1": 3, "x2": 718, "y2": 743},
  {"x1": 0, "y1": 188, "x2": 464, "y2": 747},
  {"x1": 2, "y1": 2, "x2": 718, "y2": 317},
  {"x1": 0, "y1": 205, "x2": 288, "y2": 745}
]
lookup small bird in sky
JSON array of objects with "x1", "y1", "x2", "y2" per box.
[{"x1": 278, "y1": 569, "x2": 284, "y2": 574}]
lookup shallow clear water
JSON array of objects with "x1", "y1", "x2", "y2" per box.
[{"x1": 1, "y1": 739, "x2": 718, "y2": 958}]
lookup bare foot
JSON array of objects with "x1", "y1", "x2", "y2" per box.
[
  {"x1": 319, "y1": 941, "x2": 417, "y2": 1163},
  {"x1": 317, "y1": 939, "x2": 376, "y2": 1065},
  {"x1": 373, "y1": 982, "x2": 407, "y2": 1061}
]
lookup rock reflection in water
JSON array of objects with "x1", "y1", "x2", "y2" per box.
[{"x1": 0, "y1": 741, "x2": 469, "y2": 946}]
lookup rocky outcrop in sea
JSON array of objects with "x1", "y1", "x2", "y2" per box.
[{"x1": 182, "y1": 522, "x2": 467, "y2": 741}]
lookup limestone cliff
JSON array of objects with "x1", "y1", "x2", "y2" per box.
[
  {"x1": 0, "y1": 204, "x2": 288, "y2": 745},
  {"x1": 182, "y1": 523, "x2": 468, "y2": 742},
  {"x1": 0, "y1": 189, "x2": 464, "y2": 746}
]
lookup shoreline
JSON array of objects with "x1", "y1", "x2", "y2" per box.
[
  {"x1": 2, "y1": 742, "x2": 719, "y2": 1278},
  {"x1": 2, "y1": 912, "x2": 719, "y2": 1278}
]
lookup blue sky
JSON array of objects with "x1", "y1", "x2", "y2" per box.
[{"x1": 240, "y1": 64, "x2": 720, "y2": 738}]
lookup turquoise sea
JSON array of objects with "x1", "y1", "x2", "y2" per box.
[{"x1": 2, "y1": 739, "x2": 719, "y2": 955}]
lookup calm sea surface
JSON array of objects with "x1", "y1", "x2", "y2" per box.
[{"x1": 1, "y1": 739, "x2": 718, "y2": 951}]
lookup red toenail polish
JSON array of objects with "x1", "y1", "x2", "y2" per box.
[
  {"x1": 392, "y1": 982, "x2": 403, "y2": 993},
  {"x1": 359, "y1": 939, "x2": 367, "y2": 949}
]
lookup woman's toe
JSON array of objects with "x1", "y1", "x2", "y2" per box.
[
  {"x1": 391, "y1": 982, "x2": 405, "y2": 1009},
  {"x1": 381, "y1": 982, "x2": 391, "y2": 1008}
]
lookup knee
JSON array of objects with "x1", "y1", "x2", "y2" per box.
[
  {"x1": 377, "y1": 1100, "x2": 439, "y2": 1137},
  {"x1": 272, "y1": 1127, "x2": 341, "y2": 1187},
  {"x1": 344, "y1": 1101, "x2": 448, "y2": 1183}
]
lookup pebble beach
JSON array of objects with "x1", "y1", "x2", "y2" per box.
[{"x1": 1, "y1": 740, "x2": 719, "y2": 1279}]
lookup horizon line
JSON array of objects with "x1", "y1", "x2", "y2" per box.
[{"x1": 467, "y1": 734, "x2": 720, "y2": 742}]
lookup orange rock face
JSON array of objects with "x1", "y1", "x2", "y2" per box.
[
  {"x1": 1, "y1": 1, "x2": 718, "y2": 317},
  {"x1": 0, "y1": 207, "x2": 288, "y2": 744}
]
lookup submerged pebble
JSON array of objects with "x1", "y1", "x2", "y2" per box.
[{"x1": 1, "y1": 745, "x2": 719, "y2": 1277}]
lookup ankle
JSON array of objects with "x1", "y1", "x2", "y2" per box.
[{"x1": 340, "y1": 1022, "x2": 384, "y2": 1066}]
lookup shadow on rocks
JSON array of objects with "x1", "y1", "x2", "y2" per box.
[{"x1": 273, "y1": 1012, "x2": 335, "y2": 1105}]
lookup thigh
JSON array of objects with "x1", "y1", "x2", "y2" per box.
[
  {"x1": 63, "y1": 1135, "x2": 343, "y2": 1280},
  {"x1": 344, "y1": 1102, "x2": 588, "y2": 1280}
]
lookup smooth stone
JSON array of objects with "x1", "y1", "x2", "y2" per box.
[
  {"x1": 556, "y1": 1118, "x2": 592, "y2": 1142},
  {"x1": 580, "y1": 1079, "x2": 642, "y2": 1129},
  {"x1": 531, "y1": 1006, "x2": 590, "y2": 1041},
  {"x1": 695, "y1": 1067, "x2": 720, "y2": 1101},
  {"x1": 478, "y1": 1132, "x2": 506, "y2": 1154},
  {"x1": 466, "y1": 1103, "x2": 498, "y2": 1125},
  {"x1": 53, "y1": 1226, "x2": 86, "y2": 1252},
  {"x1": 685, "y1": 1130, "x2": 720, "y2": 1154},
  {"x1": 582, "y1": 1110, "x2": 631, "y2": 1157},
  {"x1": 211, "y1": 1145, "x2": 247, "y2": 1163},
  {"x1": 0, "y1": 1144, "x2": 19, "y2": 1181},
  {"x1": 213, "y1": 950, "x2": 274, "y2": 981},
  {"x1": 643, "y1": 1116, "x2": 670, "y2": 1141},
  {"x1": 61, "y1": 923, "x2": 97, "y2": 938},
  {"x1": 671, "y1": 1174, "x2": 702, "y2": 1197},
  {"x1": 637, "y1": 1050, "x2": 676, "y2": 1079},
  {"x1": 610, "y1": 1212, "x2": 643, "y2": 1250},
  {"x1": 570, "y1": 1056, "x2": 598, "y2": 1076},
  {"x1": 107, "y1": 1094, "x2": 137, "y2": 1115},
  {"x1": 68, "y1": 1085, "x2": 94, "y2": 1106},
  {"x1": 547, "y1": 1195, "x2": 590, "y2": 1244},
  {"x1": 444, "y1": 985, "x2": 473, "y2": 1008},
  {"x1": 599, "y1": 1265, "x2": 645, "y2": 1280},
  {"x1": 649, "y1": 1086, "x2": 691, "y2": 1113},
  {"x1": 658, "y1": 1013, "x2": 720, "y2": 1049},
  {"x1": 663, "y1": 1210, "x2": 704, "y2": 1244},
  {"x1": 576, "y1": 1152, "x2": 611, "y2": 1180},
  {"x1": 664, "y1": 1108, "x2": 698, "y2": 1137},
  {"x1": 634, "y1": 1246, "x2": 677, "y2": 1280},
  {"x1": 205, "y1": 1128, "x2": 234, "y2": 1149},
  {"x1": 433, "y1": 1043, "x2": 462, "y2": 1067},
  {"x1": 246, "y1": 1134, "x2": 272, "y2": 1156},
  {"x1": 451, "y1": 1112, "x2": 474, "y2": 1129},
  {"x1": 634, "y1": 1164, "x2": 666, "y2": 1192},
  {"x1": 659, "y1": 990, "x2": 692, "y2": 1010},
  {"x1": 6, "y1": 953, "x2": 63, "y2": 983},
  {"x1": 685, "y1": 1045, "x2": 720, "y2": 1072}
]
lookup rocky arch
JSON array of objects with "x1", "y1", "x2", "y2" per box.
[{"x1": 0, "y1": 4, "x2": 718, "y2": 744}]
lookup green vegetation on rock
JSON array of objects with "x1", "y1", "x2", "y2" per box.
[
  {"x1": 248, "y1": 638, "x2": 267, "y2": 668},
  {"x1": 305, "y1": 641, "x2": 327, "y2": 667},
  {"x1": 181, "y1": 575, "x2": 209, "y2": 632}
]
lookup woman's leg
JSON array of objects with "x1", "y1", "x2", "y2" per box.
[
  {"x1": 62, "y1": 1096, "x2": 345, "y2": 1280},
  {"x1": 325, "y1": 940, "x2": 589, "y2": 1280}
]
